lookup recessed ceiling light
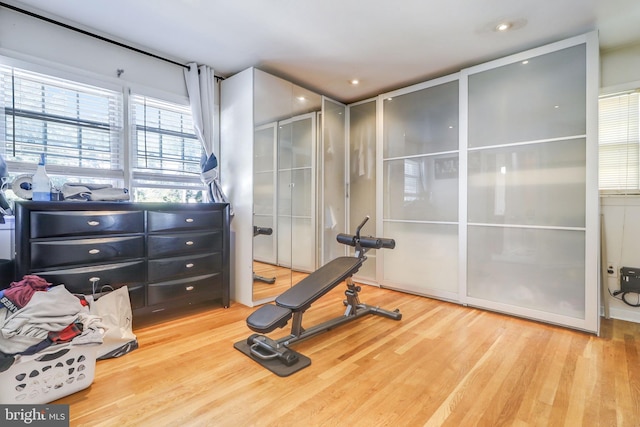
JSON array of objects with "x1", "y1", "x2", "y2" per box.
[
  {"x1": 522, "y1": 60, "x2": 529, "y2": 65},
  {"x1": 349, "y1": 79, "x2": 359, "y2": 85},
  {"x1": 485, "y1": 18, "x2": 527, "y2": 33}
]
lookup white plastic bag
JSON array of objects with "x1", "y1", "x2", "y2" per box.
[{"x1": 89, "y1": 285, "x2": 138, "y2": 359}]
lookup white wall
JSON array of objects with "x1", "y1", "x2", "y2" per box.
[
  {"x1": 0, "y1": 7, "x2": 188, "y2": 100},
  {"x1": 601, "y1": 197, "x2": 640, "y2": 322},
  {"x1": 0, "y1": 6, "x2": 222, "y2": 165},
  {"x1": 600, "y1": 43, "x2": 640, "y2": 323},
  {"x1": 601, "y1": 42, "x2": 640, "y2": 90}
]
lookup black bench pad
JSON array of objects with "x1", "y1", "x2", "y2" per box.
[
  {"x1": 276, "y1": 257, "x2": 363, "y2": 311},
  {"x1": 247, "y1": 304, "x2": 293, "y2": 333}
]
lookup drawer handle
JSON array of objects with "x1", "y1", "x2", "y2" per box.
[
  {"x1": 89, "y1": 249, "x2": 100, "y2": 255},
  {"x1": 87, "y1": 220, "x2": 100, "y2": 226},
  {"x1": 185, "y1": 218, "x2": 194, "y2": 223},
  {"x1": 186, "y1": 263, "x2": 194, "y2": 268},
  {"x1": 185, "y1": 286, "x2": 195, "y2": 291},
  {"x1": 185, "y1": 241, "x2": 194, "y2": 246}
]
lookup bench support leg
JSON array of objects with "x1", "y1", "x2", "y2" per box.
[
  {"x1": 279, "y1": 278, "x2": 402, "y2": 347},
  {"x1": 290, "y1": 311, "x2": 305, "y2": 337}
]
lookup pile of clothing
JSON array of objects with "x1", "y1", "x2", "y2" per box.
[
  {"x1": 0, "y1": 275, "x2": 105, "y2": 372},
  {"x1": 61, "y1": 183, "x2": 129, "y2": 201}
]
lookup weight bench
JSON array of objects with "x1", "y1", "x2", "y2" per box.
[{"x1": 234, "y1": 216, "x2": 402, "y2": 376}]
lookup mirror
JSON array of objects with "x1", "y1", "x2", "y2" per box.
[{"x1": 252, "y1": 69, "x2": 321, "y2": 302}]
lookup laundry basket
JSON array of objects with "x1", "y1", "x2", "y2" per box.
[{"x1": 0, "y1": 344, "x2": 97, "y2": 404}]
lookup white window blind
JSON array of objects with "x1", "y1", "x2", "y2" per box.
[
  {"x1": 599, "y1": 91, "x2": 640, "y2": 190},
  {"x1": 0, "y1": 65, "x2": 123, "y2": 179},
  {"x1": 130, "y1": 94, "x2": 202, "y2": 188}
]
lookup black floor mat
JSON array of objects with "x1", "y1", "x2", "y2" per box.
[{"x1": 233, "y1": 340, "x2": 311, "y2": 377}]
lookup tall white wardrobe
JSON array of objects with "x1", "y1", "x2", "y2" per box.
[
  {"x1": 223, "y1": 33, "x2": 600, "y2": 333},
  {"x1": 352, "y1": 32, "x2": 599, "y2": 333},
  {"x1": 221, "y1": 68, "x2": 348, "y2": 307}
]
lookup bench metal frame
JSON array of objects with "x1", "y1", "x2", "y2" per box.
[{"x1": 245, "y1": 216, "x2": 402, "y2": 367}]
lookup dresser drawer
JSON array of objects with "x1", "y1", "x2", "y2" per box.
[
  {"x1": 31, "y1": 236, "x2": 145, "y2": 269},
  {"x1": 34, "y1": 260, "x2": 145, "y2": 294},
  {"x1": 147, "y1": 252, "x2": 221, "y2": 282},
  {"x1": 147, "y1": 231, "x2": 222, "y2": 257},
  {"x1": 31, "y1": 210, "x2": 144, "y2": 238},
  {"x1": 147, "y1": 273, "x2": 222, "y2": 306},
  {"x1": 147, "y1": 210, "x2": 223, "y2": 232}
]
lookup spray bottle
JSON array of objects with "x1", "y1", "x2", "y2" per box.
[{"x1": 31, "y1": 153, "x2": 51, "y2": 201}]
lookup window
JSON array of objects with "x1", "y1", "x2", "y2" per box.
[
  {"x1": 130, "y1": 94, "x2": 204, "y2": 202},
  {"x1": 599, "y1": 91, "x2": 640, "y2": 191},
  {"x1": 1, "y1": 65, "x2": 123, "y2": 193},
  {"x1": 0, "y1": 62, "x2": 206, "y2": 204}
]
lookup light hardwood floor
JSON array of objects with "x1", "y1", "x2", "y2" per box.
[{"x1": 56, "y1": 284, "x2": 640, "y2": 427}]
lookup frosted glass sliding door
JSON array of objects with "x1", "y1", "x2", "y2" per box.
[
  {"x1": 277, "y1": 113, "x2": 316, "y2": 273},
  {"x1": 381, "y1": 76, "x2": 460, "y2": 299},
  {"x1": 253, "y1": 123, "x2": 277, "y2": 264},
  {"x1": 463, "y1": 33, "x2": 599, "y2": 332},
  {"x1": 349, "y1": 99, "x2": 377, "y2": 281},
  {"x1": 321, "y1": 98, "x2": 347, "y2": 265}
]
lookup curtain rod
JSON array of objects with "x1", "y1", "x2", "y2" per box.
[{"x1": 0, "y1": 2, "x2": 224, "y2": 79}]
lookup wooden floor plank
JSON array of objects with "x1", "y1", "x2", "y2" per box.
[{"x1": 51, "y1": 285, "x2": 640, "y2": 426}]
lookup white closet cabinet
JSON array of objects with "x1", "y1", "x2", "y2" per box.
[
  {"x1": 379, "y1": 76, "x2": 461, "y2": 301},
  {"x1": 348, "y1": 99, "x2": 377, "y2": 282},
  {"x1": 375, "y1": 32, "x2": 598, "y2": 332},
  {"x1": 320, "y1": 98, "x2": 347, "y2": 266},
  {"x1": 462, "y1": 33, "x2": 599, "y2": 333},
  {"x1": 221, "y1": 67, "x2": 321, "y2": 306},
  {"x1": 277, "y1": 113, "x2": 317, "y2": 273},
  {"x1": 253, "y1": 123, "x2": 277, "y2": 265}
]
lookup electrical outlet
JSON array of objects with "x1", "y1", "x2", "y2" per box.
[{"x1": 607, "y1": 263, "x2": 618, "y2": 277}]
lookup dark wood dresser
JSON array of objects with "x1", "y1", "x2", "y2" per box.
[{"x1": 14, "y1": 201, "x2": 230, "y2": 319}]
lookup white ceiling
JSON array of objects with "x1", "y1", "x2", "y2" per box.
[{"x1": 6, "y1": 0, "x2": 640, "y2": 103}]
